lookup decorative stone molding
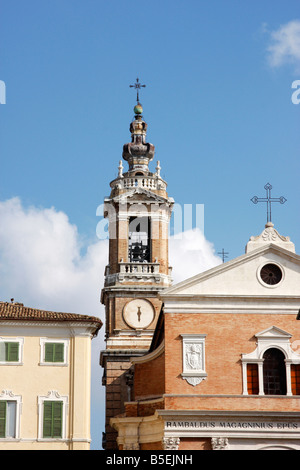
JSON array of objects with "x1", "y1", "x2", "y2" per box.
[
  {"x1": 113, "y1": 175, "x2": 167, "y2": 192},
  {"x1": 211, "y1": 437, "x2": 228, "y2": 450},
  {"x1": 246, "y1": 222, "x2": 295, "y2": 253},
  {"x1": 181, "y1": 334, "x2": 207, "y2": 386},
  {"x1": 0, "y1": 390, "x2": 22, "y2": 439},
  {"x1": 0, "y1": 336, "x2": 24, "y2": 365},
  {"x1": 241, "y1": 326, "x2": 300, "y2": 396},
  {"x1": 37, "y1": 390, "x2": 68, "y2": 440},
  {"x1": 123, "y1": 442, "x2": 140, "y2": 450},
  {"x1": 104, "y1": 263, "x2": 172, "y2": 287},
  {"x1": 39, "y1": 337, "x2": 69, "y2": 366},
  {"x1": 162, "y1": 437, "x2": 180, "y2": 450}
]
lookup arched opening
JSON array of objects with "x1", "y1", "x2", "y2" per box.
[
  {"x1": 263, "y1": 348, "x2": 286, "y2": 395},
  {"x1": 128, "y1": 216, "x2": 150, "y2": 262}
]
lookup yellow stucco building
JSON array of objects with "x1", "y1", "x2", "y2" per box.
[{"x1": 0, "y1": 300, "x2": 102, "y2": 450}]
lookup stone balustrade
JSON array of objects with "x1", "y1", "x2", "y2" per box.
[
  {"x1": 111, "y1": 175, "x2": 167, "y2": 191},
  {"x1": 104, "y1": 262, "x2": 172, "y2": 286},
  {"x1": 119, "y1": 262, "x2": 160, "y2": 275}
]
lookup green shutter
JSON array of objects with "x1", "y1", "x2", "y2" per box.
[
  {"x1": 0, "y1": 343, "x2": 5, "y2": 362},
  {"x1": 0, "y1": 401, "x2": 6, "y2": 438},
  {"x1": 43, "y1": 401, "x2": 62, "y2": 438},
  {"x1": 52, "y1": 402, "x2": 62, "y2": 438},
  {"x1": 44, "y1": 343, "x2": 64, "y2": 362},
  {"x1": 44, "y1": 343, "x2": 54, "y2": 362},
  {"x1": 6, "y1": 342, "x2": 19, "y2": 362},
  {"x1": 43, "y1": 401, "x2": 52, "y2": 437},
  {"x1": 53, "y1": 343, "x2": 64, "y2": 362}
]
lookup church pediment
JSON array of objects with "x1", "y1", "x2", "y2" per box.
[{"x1": 161, "y1": 243, "x2": 300, "y2": 299}]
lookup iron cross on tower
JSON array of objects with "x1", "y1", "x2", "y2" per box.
[
  {"x1": 129, "y1": 77, "x2": 146, "y2": 103},
  {"x1": 251, "y1": 183, "x2": 287, "y2": 223}
]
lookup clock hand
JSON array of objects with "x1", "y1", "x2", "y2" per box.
[{"x1": 137, "y1": 307, "x2": 142, "y2": 322}]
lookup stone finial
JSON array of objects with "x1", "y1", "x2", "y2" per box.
[
  {"x1": 246, "y1": 222, "x2": 295, "y2": 253},
  {"x1": 118, "y1": 160, "x2": 124, "y2": 178},
  {"x1": 156, "y1": 160, "x2": 161, "y2": 177}
]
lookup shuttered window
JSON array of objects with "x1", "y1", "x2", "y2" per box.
[
  {"x1": 43, "y1": 401, "x2": 63, "y2": 438},
  {"x1": 247, "y1": 364, "x2": 259, "y2": 395},
  {"x1": 44, "y1": 343, "x2": 64, "y2": 363},
  {"x1": 291, "y1": 365, "x2": 300, "y2": 395},
  {"x1": 0, "y1": 401, "x2": 6, "y2": 438},
  {"x1": 0, "y1": 342, "x2": 19, "y2": 362},
  {"x1": 0, "y1": 401, "x2": 16, "y2": 438}
]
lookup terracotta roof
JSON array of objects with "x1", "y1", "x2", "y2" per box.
[{"x1": 0, "y1": 301, "x2": 102, "y2": 329}]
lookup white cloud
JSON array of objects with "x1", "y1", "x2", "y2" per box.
[
  {"x1": 266, "y1": 20, "x2": 300, "y2": 71},
  {"x1": 0, "y1": 197, "x2": 221, "y2": 448},
  {"x1": 169, "y1": 228, "x2": 221, "y2": 284},
  {"x1": 0, "y1": 197, "x2": 107, "y2": 315},
  {"x1": 0, "y1": 198, "x2": 221, "y2": 311}
]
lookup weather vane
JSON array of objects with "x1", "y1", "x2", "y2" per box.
[
  {"x1": 129, "y1": 77, "x2": 146, "y2": 103},
  {"x1": 251, "y1": 183, "x2": 287, "y2": 223}
]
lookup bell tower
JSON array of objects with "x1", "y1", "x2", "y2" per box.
[{"x1": 100, "y1": 86, "x2": 174, "y2": 449}]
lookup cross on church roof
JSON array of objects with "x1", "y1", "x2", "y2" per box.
[
  {"x1": 218, "y1": 248, "x2": 229, "y2": 263},
  {"x1": 251, "y1": 183, "x2": 287, "y2": 223},
  {"x1": 129, "y1": 77, "x2": 146, "y2": 103}
]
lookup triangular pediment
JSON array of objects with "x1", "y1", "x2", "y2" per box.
[
  {"x1": 161, "y1": 243, "x2": 300, "y2": 299},
  {"x1": 255, "y1": 326, "x2": 292, "y2": 339}
]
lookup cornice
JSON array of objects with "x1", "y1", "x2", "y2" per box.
[
  {"x1": 0, "y1": 320, "x2": 101, "y2": 337},
  {"x1": 131, "y1": 340, "x2": 164, "y2": 365}
]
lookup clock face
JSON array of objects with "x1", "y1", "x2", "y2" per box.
[{"x1": 123, "y1": 299, "x2": 155, "y2": 329}]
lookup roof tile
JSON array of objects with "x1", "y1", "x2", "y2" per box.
[{"x1": 0, "y1": 301, "x2": 102, "y2": 328}]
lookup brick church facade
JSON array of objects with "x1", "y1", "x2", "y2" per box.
[
  {"x1": 100, "y1": 88, "x2": 300, "y2": 450},
  {"x1": 110, "y1": 222, "x2": 300, "y2": 450}
]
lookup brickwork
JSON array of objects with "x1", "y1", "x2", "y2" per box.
[
  {"x1": 125, "y1": 398, "x2": 165, "y2": 418},
  {"x1": 110, "y1": 310, "x2": 299, "y2": 449},
  {"x1": 164, "y1": 312, "x2": 300, "y2": 401},
  {"x1": 104, "y1": 358, "x2": 132, "y2": 449},
  {"x1": 140, "y1": 441, "x2": 163, "y2": 450},
  {"x1": 164, "y1": 395, "x2": 300, "y2": 412},
  {"x1": 179, "y1": 438, "x2": 211, "y2": 450},
  {"x1": 134, "y1": 352, "x2": 165, "y2": 400}
]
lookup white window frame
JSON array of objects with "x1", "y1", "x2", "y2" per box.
[
  {"x1": 241, "y1": 326, "x2": 300, "y2": 396},
  {"x1": 37, "y1": 390, "x2": 68, "y2": 441},
  {"x1": 0, "y1": 390, "x2": 22, "y2": 440},
  {"x1": 0, "y1": 337, "x2": 24, "y2": 365},
  {"x1": 39, "y1": 338, "x2": 69, "y2": 366},
  {"x1": 181, "y1": 334, "x2": 207, "y2": 386}
]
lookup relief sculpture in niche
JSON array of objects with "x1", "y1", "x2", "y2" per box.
[
  {"x1": 181, "y1": 335, "x2": 207, "y2": 387},
  {"x1": 185, "y1": 344, "x2": 202, "y2": 370}
]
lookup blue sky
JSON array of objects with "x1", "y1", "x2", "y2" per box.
[{"x1": 1, "y1": 0, "x2": 299, "y2": 450}]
